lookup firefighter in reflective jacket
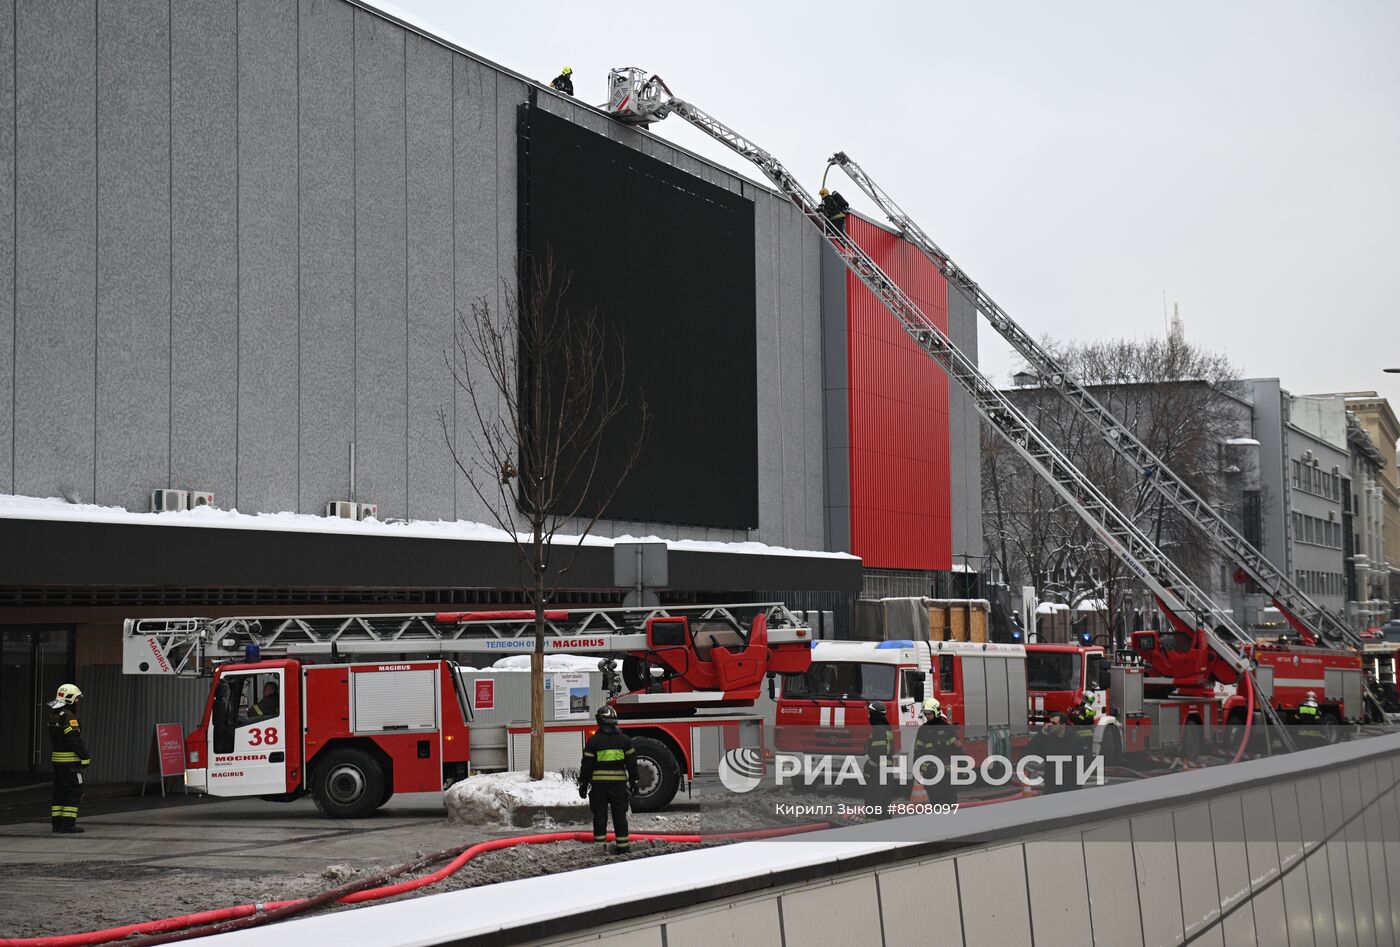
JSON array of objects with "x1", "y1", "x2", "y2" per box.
[
  {"x1": 1068, "y1": 700, "x2": 1097, "y2": 741},
  {"x1": 863, "y1": 701, "x2": 897, "y2": 814},
  {"x1": 913, "y1": 698, "x2": 963, "y2": 805},
  {"x1": 47, "y1": 684, "x2": 91, "y2": 833},
  {"x1": 1295, "y1": 691, "x2": 1324, "y2": 744},
  {"x1": 578, "y1": 706, "x2": 639, "y2": 852}
]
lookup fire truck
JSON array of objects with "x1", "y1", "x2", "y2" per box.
[
  {"x1": 772, "y1": 638, "x2": 1222, "y2": 764},
  {"x1": 122, "y1": 603, "x2": 811, "y2": 818},
  {"x1": 603, "y1": 69, "x2": 1378, "y2": 757},
  {"x1": 773, "y1": 639, "x2": 1030, "y2": 758}
]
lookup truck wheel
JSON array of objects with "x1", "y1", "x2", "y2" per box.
[
  {"x1": 312, "y1": 748, "x2": 387, "y2": 819},
  {"x1": 1099, "y1": 726, "x2": 1123, "y2": 767},
  {"x1": 629, "y1": 737, "x2": 680, "y2": 812},
  {"x1": 1180, "y1": 721, "x2": 1203, "y2": 761},
  {"x1": 1321, "y1": 712, "x2": 1344, "y2": 745},
  {"x1": 1225, "y1": 710, "x2": 1249, "y2": 752}
]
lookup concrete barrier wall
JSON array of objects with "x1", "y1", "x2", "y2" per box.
[
  {"x1": 539, "y1": 745, "x2": 1400, "y2": 947},
  {"x1": 207, "y1": 732, "x2": 1400, "y2": 947}
]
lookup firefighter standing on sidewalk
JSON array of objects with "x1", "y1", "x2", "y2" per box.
[
  {"x1": 47, "y1": 684, "x2": 91, "y2": 834},
  {"x1": 913, "y1": 698, "x2": 963, "y2": 805},
  {"x1": 1295, "y1": 691, "x2": 1324, "y2": 744},
  {"x1": 578, "y1": 706, "x2": 639, "y2": 853},
  {"x1": 863, "y1": 700, "x2": 898, "y2": 816}
]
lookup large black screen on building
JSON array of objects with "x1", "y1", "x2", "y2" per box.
[{"x1": 520, "y1": 105, "x2": 758, "y2": 528}]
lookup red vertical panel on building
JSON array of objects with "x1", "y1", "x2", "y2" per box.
[{"x1": 845, "y1": 216, "x2": 951, "y2": 570}]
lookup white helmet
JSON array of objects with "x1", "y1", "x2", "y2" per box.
[
  {"x1": 922, "y1": 697, "x2": 942, "y2": 718},
  {"x1": 56, "y1": 683, "x2": 82, "y2": 703},
  {"x1": 1305, "y1": 691, "x2": 1318, "y2": 702}
]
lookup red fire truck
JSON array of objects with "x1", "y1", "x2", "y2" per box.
[
  {"x1": 123, "y1": 604, "x2": 811, "y2": 818},
  {"x1": 773, "y1": 639, "x2": 1031, "y2": 759}
]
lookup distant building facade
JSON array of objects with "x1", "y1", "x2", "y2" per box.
[{"x1": 1338, "y1": 393, "x2": 1400, "y2": 620}]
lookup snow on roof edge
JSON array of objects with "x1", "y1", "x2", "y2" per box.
[{"x1": 0, "y1": 493, "x2": 857, "y2": 561}]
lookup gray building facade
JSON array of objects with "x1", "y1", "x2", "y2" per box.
[
  {"x1": 0, "y1": 0, "x2": 836, "y2": 550},
  {"x1": 1246, "y1": 380, "x2": 1349, "y2": 626},
  {"x1": 0, "y1": 0, "x2": 982, "y2": 563}
]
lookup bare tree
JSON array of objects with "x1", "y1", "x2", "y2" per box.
[
  {"x1": 982, "y1": 332, "x2": 1247, "y2": 641},
  {"x1": 440, "y1": 254, "x2": 649, "y2": 779}
]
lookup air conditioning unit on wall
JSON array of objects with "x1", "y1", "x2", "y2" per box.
[
  {"x1": 325, "y1": 501, "x2": 359, "y2": 519},
  {"x1": 356, "y1": 503, "x2": 379, "y2": 521},
  {"x1": 188, "y1": 492, "x2": 215, "y2": 508},
  {"x1": 151, "y1": 489, "x2": 189, "y2": 512}
]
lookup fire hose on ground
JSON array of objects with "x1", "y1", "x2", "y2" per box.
[{"x1": 0, "y1": 824, "x2": 831, "y2": 947}]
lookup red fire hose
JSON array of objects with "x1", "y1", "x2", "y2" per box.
[
  {"x1": 1230, "y1": 670, "x2": 1256, "y2": 765},
  {"x1": 0, "y1": 824, "x2": 830, "y2": 947}
]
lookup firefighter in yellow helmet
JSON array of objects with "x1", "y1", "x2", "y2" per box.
[
  {"x1": 817, "y1": 187, "x2": 849, "y2": 229},
  {"x1": 913, "y1": 697, "x2": 963, "y2": 805},
  {"x1": 550, "y1": 66, "x2": 574, "y2": 97},
  {"x1": 47, "y1": 684, "x2": 91, "y2": 833},
  {"x1": 1295, "y1": 690, "x2": 1324, "y2": 744}
]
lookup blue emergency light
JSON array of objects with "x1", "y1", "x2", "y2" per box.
[
  {"x1": 245, "y1": 643, "x2": 261, "y2": 663},
  {"x1": 1010, "y1": 630, "x2": 1024, "y2": 643},
  {"x1": 1078, "y1": 631, "x2": 1094, "y2": 645}
]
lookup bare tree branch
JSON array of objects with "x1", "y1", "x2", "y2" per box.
[{"x1": 441, "y1": 251, "x2": 650, "y2": 778}]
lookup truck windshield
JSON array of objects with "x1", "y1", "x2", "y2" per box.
[
  {"x1": 783, "y1": 662, "x2": 896, "y2": 701},
  {"x1": 1026, "y1": 652, "x2": 1081, "y2": 691}
]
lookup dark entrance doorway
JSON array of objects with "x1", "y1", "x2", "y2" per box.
[{"x1": 0, "y1": 626, "x2": 75, "y2": 784}]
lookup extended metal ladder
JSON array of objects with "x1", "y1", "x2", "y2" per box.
[
  {"x1": 123, "y1": 602, "x2": 809, "y2": 677},
  {"x1": 608, "y1": 72, "x2": 1294, "y2": 740},
  {"x1": 823, "y1": 151, "x2": 1358, "y2": 651}
]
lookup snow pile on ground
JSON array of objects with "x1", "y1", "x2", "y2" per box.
[{"x1": 444, "y1": 771, "x2": 586, "y2": 826}]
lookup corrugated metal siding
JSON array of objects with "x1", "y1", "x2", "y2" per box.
[
  {"x1": 844, "y1": 215, "x2": 952, "y2": 571},
  {"x1": 76, "y1": 664, "x2": 208, "y2": 784}
]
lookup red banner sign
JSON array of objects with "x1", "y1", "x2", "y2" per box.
[
  {"x1": 474, "y1": 679, "x2": 495, "y2": 710},
  {"x1": 153, "y1": 723, "x2": 185, "y2": 777}
]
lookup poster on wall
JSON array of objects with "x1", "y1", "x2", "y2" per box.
[{"x1": 552, "y1": 671, "x2": 591, "y2": 720}]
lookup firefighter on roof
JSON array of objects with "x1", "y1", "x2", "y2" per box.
[
  {"x1": 550, "y1": 66, "x2": 574, "y2": 96},
  {"x1": 47, "y1": 684, "x2": 91, "y2": 834},
  {"x1": 578, "y1": 705, "x2": 639, "y2": 853}
]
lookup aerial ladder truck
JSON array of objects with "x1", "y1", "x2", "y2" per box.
[
  {"x1": 604, "y1": 67, "x2": 1314, "y2": 755},
  {"x1": 820, "y1": 152, "x2": 1373, "y2": 732},
  {"x1": 123, "y1": 602, "x2": 812, "y2": 816}
]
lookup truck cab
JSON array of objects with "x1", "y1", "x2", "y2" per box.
[
  {"x1": 184, "y1": 659, "x2": 472, "y2": 817},
  {"x1": 1024, "y1": 644, "x2": 1109, "y2": 722},
  {"x1": 774, "y1": 640, "x2": 1029, "y2": 754}
]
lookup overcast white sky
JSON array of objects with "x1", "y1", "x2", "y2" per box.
[{"x1": 396, "y1": 0, "x2": 1399, "y2": 407}]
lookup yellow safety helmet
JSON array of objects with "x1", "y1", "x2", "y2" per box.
[
  {"x1": 56, "y1": 683, "x2": 83, "y2": 703},
  {"x1": 819, "y1": 187, "x2": 830, "y2": 197},
  {"x1": 561, "y1": 66, "x2": 573, "y2": 76},
  {"x1": 922, "y1": 697, "x2": 942, "y2": 717}
]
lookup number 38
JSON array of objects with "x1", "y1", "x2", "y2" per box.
[{"x1": 248, "y1": 726, "x2": 279, "y2": 746}]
